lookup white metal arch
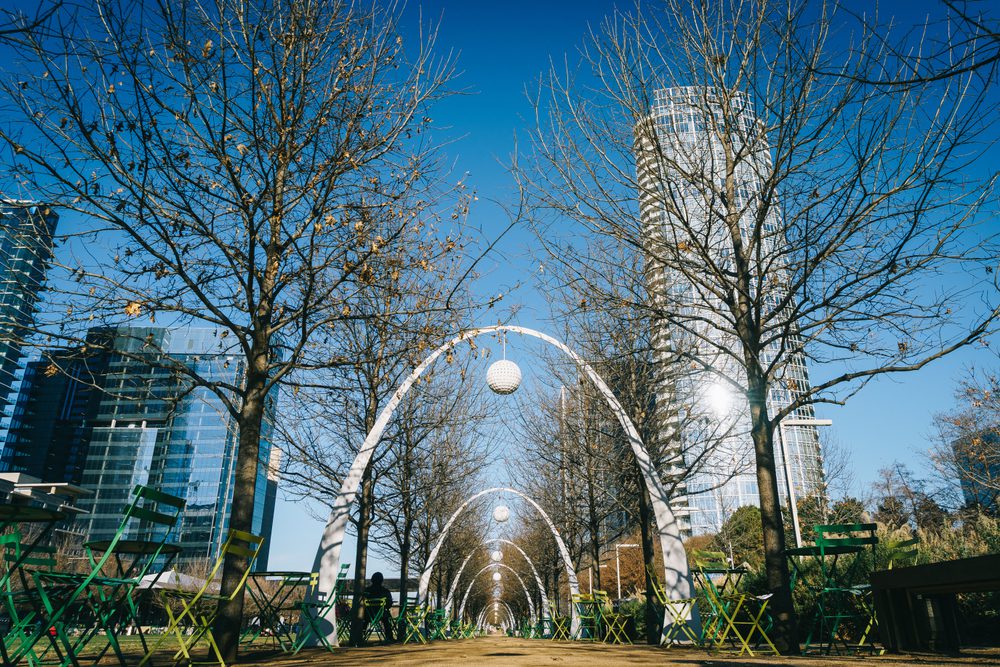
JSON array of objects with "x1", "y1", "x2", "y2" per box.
[
  {"x1": 444, "y1": 539, "x2": 549, "y2": 628},
  {"x1": 418, "y1": 488, "x2": 570, "y2": 605},
  {"x1": 481, "y1": 601, "x2": 515, "y2": 630},
  {"x1": 458, "y1": 563, "x2": 535, "y2": 623},
  {"x1": 309, "y1": 325, "x2": 693, "y2": 646}
]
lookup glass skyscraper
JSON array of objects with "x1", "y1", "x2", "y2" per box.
[
  {"x1": 9, "y1": 327, "x2": 277, "y2": 569},
  {"x1": 0, "y1": 201, "x2": 59, "y2": 458},
  {"x1": 637, "y1": 88, "x2": 825, "y2": 536}
]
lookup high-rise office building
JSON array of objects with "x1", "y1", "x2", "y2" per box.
[
  {"x1": 637, "y1": 88, "x2": 825, "y2": 536},
  {"x1": 8, "y1": 327, "x2": 278, "y2": 569},
  {"x1": 0, "y1": 201, "x2": 59, "y2": 459}
]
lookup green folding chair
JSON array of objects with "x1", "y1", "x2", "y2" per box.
[
  {"x1": 571, "y1": 593, "x2": 602, "y2": 641},
  {"x1": 292, "y1": 585, "x2": 339, "y2": 654},
  {"x1": 140, "y1": 529, "x2": 264, "y2": 666},
  {"x1": 646, "y1": 564, "x2": 698, "y2": 646},
  {"x1": 14, "y1": 485, "x2": 185, "y2": 667},
  {"x1": 807, "y1": 523, "x2": 880, "y2": 655},
  {"x1": 1, "y1": 531, "x2": 59, "y2": 666},
  {"x1": 403, "y1": 603, "x2": 427, "y2": 644},
  {"x1": 361, "y1": 597, "x2": 388, "y2": 643},
  {"x1": 426, "y1": 607, "x2": 449, "y2": 641}
]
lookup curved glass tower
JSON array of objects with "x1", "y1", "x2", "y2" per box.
[{"x1": 637, "y1": 87, "x2": 826, "y2": 536}]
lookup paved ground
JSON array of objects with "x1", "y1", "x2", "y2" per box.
[{"x1": 231, "y1": 636, "x2": 1000, "y2": 666}]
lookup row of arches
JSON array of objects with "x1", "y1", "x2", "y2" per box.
[{"x1": 308, "y1": 325, "x2": 695, "y2": 645}]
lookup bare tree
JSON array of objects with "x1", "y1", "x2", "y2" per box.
[
  {"x1": 930, "y1": 366, "x2": 1000, "y2": 513},
  {"x1": 526, "y1": 235, "x2": 751, "y2": 641},
  {"x1": 519, "y1": 0, "x2": 998, "y2": 651},
  {"x1": 0, "y1": 0, "x2": 462, "y2": 658},
  {"x1": 835, "y1": 1, "x2": 999, "y2": 86}
]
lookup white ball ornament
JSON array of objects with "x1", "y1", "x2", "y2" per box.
[
  {"x1": 491, "y1": 549, "x2": 503, "y2": 562},
  {"x1": 486, "y1": 359, "x2": 522, "y2": 395},
  {"x1": 492, "y1": 505, "x2": 510, "y2": 523},
  {"x1": 492, "y1": 571, "x2": 502, "y2": 582}
]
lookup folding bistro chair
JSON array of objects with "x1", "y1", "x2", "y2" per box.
[
  {"x1": 692, "y1": 550, "x2": 776, "y2": 656},
  {"x1": 647, "y1": 564, "x2": 698, "y2": 646},
  {"x1": 1, "y1": 531, "x2": 59, "y2": 666},
  {"x1": 807, "y1": 523, "x2": 880, "y2": 655},
  {"x1": 291, "y1": 573, "x2": 345, "y2": 654},
  {"x1": 548, "y1": 601, "x2": 570, "y2": 640},
  {"x1": 571, "y1": 593, "x2": 602, "y2": 641},
  {"x1": 361, "y1": 597, "x2": 388, "y2": 643},
  {"x1": 427, "y1": 607, "x2": 449, "y2": 641},
  {"x1": 403, "y1": 603, "x2": 427, "y2": 644},
  {"x1": 140, "y1": 529, "x2": 265, "y2": 667},
  {"x1": 15, "y1": 485, "x2": 185, "y2": 667}
]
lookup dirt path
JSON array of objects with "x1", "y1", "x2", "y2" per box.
[{"x1": 235, "y1": 636, "x2": 1000, "y2": 666}]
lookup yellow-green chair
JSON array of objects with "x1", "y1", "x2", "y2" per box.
[{"x1": 140, "y1": 529, "x2": 265, "y2": 666}]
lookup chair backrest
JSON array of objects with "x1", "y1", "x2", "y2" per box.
[
  {"x1": 692, "y1": 549, "x2": 729, "y2": 570},
  {"x1": 88, "y1": 484, "x2": 186, "y2": 575},
  {"x1": 1, "y1": 531, "x2": 56, "y2": 588},
  {"x1": 122, "y1": 485, "x2": 187, "y2": 541},
  {"x1": 813, "y1": 523, "x2": 878, "y2": 548},
  {"x1": 885, "y1": 536, "x2": 919, "y2": 569},
  {"x1": 201, "y1": 529, "x2": 266, "y2": 603}
]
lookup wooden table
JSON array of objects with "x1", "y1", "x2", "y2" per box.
[{"x1": 871, "y1": 553, "x2": 1000, "y2": 654}]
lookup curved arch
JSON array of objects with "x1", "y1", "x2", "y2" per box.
[
  {"x1": 418, "y1": 488, "x2": 570, "y2": 605},
  {"x1": 444, "y1": 538, "x2": 549, "y2": 627},
  {"x1": 458, "y1": 563, "x2": 535, "y2": 623},
  {"x1": 479, "y1": 601, "x2": 514, "y2": 630},
  {"x1": 310, "y1": 325, "x2": 692, "y2": 645}
]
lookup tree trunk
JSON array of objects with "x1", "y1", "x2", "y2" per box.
[
  {"x1": 398, "y1": 518, "x2": 412, "y2": 613},
  {"x1": 747, "y1": 371, "x2": 798, "y2": 654},
  {"x1": 349, "y1": 466, "x2": 374, "y2": 646},
  {"x1": 214, "y1": 368, "x2": 267, "y2": 663},
  {"x1": 636, "y1": 472, "x2": 659, "y2": 645}
]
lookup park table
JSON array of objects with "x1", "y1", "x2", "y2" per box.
[{"x1": 243, "y1": 571, "x2": 317, "y2": 651}]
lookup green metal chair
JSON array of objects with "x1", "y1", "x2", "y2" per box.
[
  {"x1": 14, "y1": 485, "x2": 186, "y2": 667},
  {"x1": 426, "y1": 607, "x2": 449, "y2": 641},
  {"x1": 361, "y1": 597, "x2": 388, "y2": 643},
  {"x1": 1, "y1": 531, "x2": 59, "y2": 666},
  {"x1": 571, "y1": 593, "x2": 602, "y2": 641},
  {"x1": 806, "y1": 523, "x2": 880, "y2": 655},
  {"x1": 402, "y1": 603, "x2": 427, "y2": 644},
  {"x1": 549, "y1": 601, "x2": 570, "y2": 640},
  {"x1": 646, "y1": 563, "x2": 698, "y2": 646},
  {"x1": 140, "y1": 529, "x2": 265, "y2": 666},
  {"x1": 692, "y1": 550, "x2": 776, "y2": 656},
  {"x1": 291, "y1": 587, "x2": 339, "y2": 654}
]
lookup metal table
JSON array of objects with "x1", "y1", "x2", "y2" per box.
[{"x1": 243, "y1": 571, "x2": 317, "y2": 651}]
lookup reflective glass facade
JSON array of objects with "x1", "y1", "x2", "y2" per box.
[
  {"x1": 0, "y1": 201, "x2": 59, "y2": 461},
  {"x1": 73, "y1": 327, "x2": 277, "y2": 569},
  {"x1": 638, "y1": 88, "x2": 826, "y2": 536}
]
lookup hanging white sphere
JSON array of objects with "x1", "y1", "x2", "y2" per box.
[
  {"x1": 491, "y1": 549, "x2": 503, "y2": 562},
  {"x1": 492, "y1": 571, "x2": 502, "y2": 582},
  {"x1": 486, "y1": 359, "x2": 522, "y2": 395},
  {"x1": 492, "y1": 505, "x2": 510, "y2": 523}
]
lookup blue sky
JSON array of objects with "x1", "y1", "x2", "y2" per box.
[{"x1": 268, "y1": 0, "x2": 1000, "y2": 574}]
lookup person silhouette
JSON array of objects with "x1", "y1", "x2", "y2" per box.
[{"x1": 363, "y1": 571, "x2": 395, "y2": 642}]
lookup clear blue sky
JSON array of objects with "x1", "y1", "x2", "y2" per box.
[{"x1": 269, "y1": 0, "x2": 999, "y2": 574}]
